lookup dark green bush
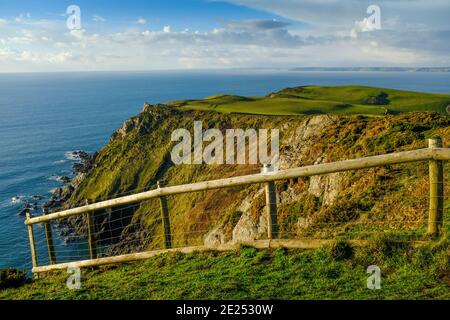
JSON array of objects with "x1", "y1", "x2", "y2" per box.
[
  {"x1": 328, "y1": 241, "x2": 354, "y2": 261},
  {"x1": 365, "y1": 92, "x2": 389, "y2": 105},
  {"x1": 0, "y1": 269, "x2": 27, "y2": 289},
  {"x1": 361, "y1": 234, "x2": 413, "y2": 265}
]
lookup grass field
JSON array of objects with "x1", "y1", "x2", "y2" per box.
[
  {"x1": 1, "y1": 237, "x2": 448, "y2": 300},
  {"x1": 166, "y1": 86, "x2": 450, "y2": 116}
]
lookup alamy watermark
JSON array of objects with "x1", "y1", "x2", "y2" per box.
[
  {"x1": 364, "y1": 5, "x2": 381, "y2": 31},
  {"x1": 367, "y1": 265, "x2": 381, "y2": 290},
  {"x1": 66, "y1": 266, "x2": 81, "y2": 290},
  {"x1": 170, "y1": 121, "x2": 280, "y2": 172},
  {"x1": 66, "y1": 5, "x2": 81, "y2": 30},
  {"x1": 351, "y1": 5, "x2": 381, "y2": 38}
]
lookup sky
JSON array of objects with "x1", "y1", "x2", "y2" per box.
[{"x1": 0, "y1": 0, "x2": 449, "y2": 72}]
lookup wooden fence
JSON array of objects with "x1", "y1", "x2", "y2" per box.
[{"x1": 25, "y1": 138, "x2": 449, "y2": 274}]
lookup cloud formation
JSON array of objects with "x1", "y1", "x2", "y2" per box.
[
  {"x1": 226, "y1": 19, "x2": 290, "y2": 31},
  {"x1": 137, "y1": 18, "x2": 147, "y2": 25},
  {"x1": 92, "y1": 15, "x2": 106, "y2": 22},
  {"x1": 0, "y1": 1, "x2": 449, "y2": 72}
]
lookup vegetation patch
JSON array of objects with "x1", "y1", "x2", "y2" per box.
[
  {"x1": 0, "y1": 269, "x2": 28, "y2": 289},
  {"x1": 1, "y1": 242, "x2": 448, "y2": 300}
]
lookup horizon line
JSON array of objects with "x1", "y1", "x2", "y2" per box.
[{"x1": 1, "y1": 66, "x2": 450, "y2": 75}]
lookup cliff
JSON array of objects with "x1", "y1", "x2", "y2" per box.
[{"x1": 59, "y1": 91, "x2": 449, "y2": 254}]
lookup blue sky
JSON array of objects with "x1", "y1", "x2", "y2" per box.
[
  {"x1": 0, "y1": 0, "x2": 449, "y2": 72},
  {"x1": 0, "y1": 0, "x2": 288, "y2": 32}
]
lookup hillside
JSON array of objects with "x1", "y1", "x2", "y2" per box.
[
  {"x1": 2, "y1": 86, "x2": 449, "y2": 300},
  {"x1": 57, "y1": 95, "x2": 450, "y2": 256},
  {"x1": 166, "y1": 86, "x2": 450, "y2": 116}
]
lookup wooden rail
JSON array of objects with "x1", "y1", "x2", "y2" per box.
[
  {"x1": 26, "y1": 147, "x2": 450, "y2": 225},
  {"x1": 24, "y1": 139, "x2": 449, "y2": 274}
]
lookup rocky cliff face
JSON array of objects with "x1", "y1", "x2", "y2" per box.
[{"x1": 63, "y1": 104, "x2": 449, "y2": 253}]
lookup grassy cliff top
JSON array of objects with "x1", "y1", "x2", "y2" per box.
[
  {"x1": 166, "y1": 86, "x2": 450, "y2": 116},
  {"x1": 1, "y1": 239, "x2": 448, "y2": 300}
]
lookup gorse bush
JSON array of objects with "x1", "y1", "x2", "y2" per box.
[
  {"x1": 364, "y1": 92, "x2": 390, "y2": 105},
  {"x1": 361, "y1": 234, "x2": 413, "y2": 264},
  {"x1": 0, "y1": 269, "x2": 27, "y2": 289},
  {"x1": 328, "y1": 241, "x2": 354, "y2": 261}
]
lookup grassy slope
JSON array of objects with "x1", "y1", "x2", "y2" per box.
[
  {"x1": 167, "y1": 86, "x2": 450, "y2": 116},
  {"x1": 2, "y1": 86, "x2": 449, "y2": 300},
  {"x1": 1, "y1": 240, "x2": 448, "y2": 300},
  {"x1": 65, "y1": 110, "x2": 450, "y2": 251}
]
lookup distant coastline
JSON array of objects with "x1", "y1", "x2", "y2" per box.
[{"x1": 290, "y1": 67, "x2": 450, "y2": 72}]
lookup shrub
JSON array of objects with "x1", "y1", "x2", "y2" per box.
[
  {"x1": 360, "y1": 234, "x2": 413, "y2": 266},
  {"x1": 0, "y1": 269, "x2": 27, "y2": 289},
  {"x1": 365, "y1": 92, "x2": 389, "y2": 105},
  {"x1": 328, "y1": 241, "x2": 354, "y2": 261}
]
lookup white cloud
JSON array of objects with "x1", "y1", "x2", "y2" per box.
[
  {"x1": 14, "y1": 13, "x2": 28, "y2": 23},
  {"x1": 137, "y1": 18, "x2": 147, "y2": 25},
  {"x1": 93, "y1": 15, "x2": 107, "y2": 22},
  {"x1": 222, "y1": 0, "x2": 450, "y2": 29},
  {"x1": 69, "y1": 29, "x2": 86, "y2": 40},
  {"x1": 47, "y1": 51, "x2": 73, "y2": 63},
  {"x1": 0, "y1": 8, "x2": 449, "y2": 72},
  {"x1": 226, "y1": 19, "x2": 289, "y2": 31},
  {"x1": 350, "y1": 18, "x2": 375, "y2": 38},
  {"x1": 0, "y1": 47, "x2": 16, "y2": 61}
]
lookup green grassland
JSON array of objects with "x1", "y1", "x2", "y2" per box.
[
  {"x1": 166, "y1": 86, "x2": 450, "y2": 116},
  {"x1": 1, "y1": 237, "x2": 448, "y2": 300}
]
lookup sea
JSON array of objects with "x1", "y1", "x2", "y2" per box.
[{"x1": 1, "y1": 70, "x2": 449, "y2": 270}]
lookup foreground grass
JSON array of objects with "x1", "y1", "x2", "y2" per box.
[
  {"x1": 167, "y1": 86, "x2": 450, "y2": 116},
  {"x1": 1, "y1": 239, "x2": 448, "y2": 300}
]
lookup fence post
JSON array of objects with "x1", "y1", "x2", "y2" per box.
[
  {"x1": 157, "y1": 181, "x2": 172, "y2": 249},
  {"x1": 43, "y1": 208, "x2": 56, "y2": 264},
  {"x1": 428, "y1": 138, "x2": 444, "y2": 238},
  {"x1": 25, "y1": 210, "x2": 38, "y2": 272},
  {"x1": 85, "y1": 199, "x2": 97, "y2": 259},
  {"x1": 263, "y1": 164, "x2": 278, "y2": 239}
]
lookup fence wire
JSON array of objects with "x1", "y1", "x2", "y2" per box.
[{"x1": 3, "y1": 147, "x2": 449, "y2": 273}]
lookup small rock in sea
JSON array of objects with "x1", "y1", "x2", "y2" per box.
[
  {"x1": 58, "y1": 176, "x2": 71, "y2": 184},
  {"x1": 70, "y1": 150, "x2": 89, "y2": 160},
  {"x1": 66, "y1": 150, "x2": 88, "y2": 162},
  {"x1": 11, "y1": 196, "x2": 22, "y2": 204},
  {"x1": 78, "y1": 150, "x2": 89, "y2": 159},
  {"x1": 72, "y1": 162, "x2": 85, "y2": 173},
  {"x1": 19, "y1": 207, "x2": 30, "y2": 216},
  {"x1": 44, "y1": 200, "x2": 56, "y2": 208},
  {"x1": 52, "y1": 187, "x2": 63, "y2": 197},
  {"x1": 31, "y1": 195, "x2": 42, "y2": 201}
]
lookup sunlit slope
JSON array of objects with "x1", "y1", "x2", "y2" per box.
[{"x1": 167, "y1": 86, "x2": 450, "y2": 116}]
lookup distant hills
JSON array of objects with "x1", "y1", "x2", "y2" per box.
[
  {"x1": 290, "y1": 67, "x2": 450, "y2": 72},
  {"x1": 168, "y1": 85, "x2": 450, "y2": 116}
]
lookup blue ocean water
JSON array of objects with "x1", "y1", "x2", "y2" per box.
[{"x1": 1, "y1": 70, "x2": 449, "y2": 270}]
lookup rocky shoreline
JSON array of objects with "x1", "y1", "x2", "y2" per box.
[
  {"x1": 44, "y1": 150, "x2": 96, "y2": 212},
  {"x1": 17, "y1": 150, "x2": 97, "y2": 243}
]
